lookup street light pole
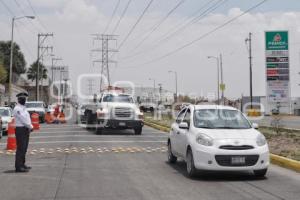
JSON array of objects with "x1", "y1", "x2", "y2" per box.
[
  {"x1": 168, "y1": 70, "x2": 178, "y2": 102},
  {"x1": 246, "y1": 32, "x2": 253, "y2": 109},
  {"x1": 8, "y1": 16, "x2": 35, "y2": 105},
  {"x1": 208, "y1": 56, "x2": 220, "y2": 105}
]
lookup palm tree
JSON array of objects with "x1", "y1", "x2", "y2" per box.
[{"x1": 27, "y1": 61, "x2": 47, "y2": 82}]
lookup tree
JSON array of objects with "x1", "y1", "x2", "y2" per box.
[
  {"x1": 0, "y1": 41, "x2": 27, "y2": 83},
  {"x1": 0, "y1": 54, "x2": 7, "y2": 84},
  {"x1": 27, "y1": 61, "x2": 48, "y2": 82}
]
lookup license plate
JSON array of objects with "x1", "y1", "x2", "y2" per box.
[
  {"x1": 119, "y1": 122, "x2": 126, "y2": 126},
  {"x1": 231, "y1": 156, "x2": 246, "y2": 164}
]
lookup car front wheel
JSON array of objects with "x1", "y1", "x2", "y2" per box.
[
  {"x1": 186, "y1": 149, "x2": 197, "y2": 178},
  {"x1": 167, "y1": 142, "x2": 177, "y2": 164},
  {"x1": 254, "y1": 168, "x2": 268, "y2": 178}
]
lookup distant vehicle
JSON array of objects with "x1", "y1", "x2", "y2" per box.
[
  {"x1": 139, "y1": 102, "x2": 157, "y2": 112},
  {"x1": 25, "y1": 101, "x2": 47, "y2": 123},
  {"x1": 85, "y1": 91, "x2": 144, "y2": 135},
  {"x1": 0, "y1": 107, "x2": 13, "y2": 136},
  {"x1": 168, "y1": 105, "x2": 269, "y2": 178},
  {"x1": 77, "y1": 104, "x2": 87, "y2": 124}
]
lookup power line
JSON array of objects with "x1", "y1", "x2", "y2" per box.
[
  {"x1": 121, "y1": 0, "x2": 222, "y2": 60},
  {"x1": 132, "y1": 0, "x2": 187, "y2": 51},
  {"x1": 0, "y1": 0, "x2": 14, "y2": 16},
  {"x1": 118, "y1": 0, "x2": 155, "y2": 50},
  {"x1": 26, "y1": 0, "x2": 48, "y2": 31},
  {"x1": 103, "y1": 0, "x2": 121, "y2": 34},
  {"x1": 13, "y1": 0, "x2": 43, "y2": 33},
  {"x1": 111, "y1": 0, "x2": 133, "y2": 34},
  {"x1": 122, "y1": 0, "x2": 268, "y2": 69}
]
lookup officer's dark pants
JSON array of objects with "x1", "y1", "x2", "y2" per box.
[{"x1": 15, "y1": 127, "x2": 30, "y2": 169}]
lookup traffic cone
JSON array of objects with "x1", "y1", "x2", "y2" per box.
[
  {"x1": 31, "y1": 112, "x2": 40, "y2": 130},
  {"x1": 6, "y1": 118, "x2": 16, "y2": 150},
  {"x1": 45, "y1": 112, "x2": 53, "y2": 124},
  {"x1": 58, "y1": 112, "x2": 66, "y2": 124}
]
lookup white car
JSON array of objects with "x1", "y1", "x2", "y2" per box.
[
  {"x1": 0, "y1": 107, "x2": 13, "y2": 135},
  {"x1": 168, "y1": 105, "x2": 269, "y2": 178}
]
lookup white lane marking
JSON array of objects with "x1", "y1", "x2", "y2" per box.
[
  {"x1": 30, "y1": 135, "x2": 168, "y2": 139},
  {"x1": 0, "y1": 140, "x2": 166, "y2": 145},
  {"x1": 35, "y1": 130, "x2": 88, "y2": 134}
]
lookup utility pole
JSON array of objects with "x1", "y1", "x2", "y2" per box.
[
  {"x1": 36, "y1": 33, "x2": 53, "y2": 101},
  {"x1": 245, "y1": 32, "x2": 253, "y2": 109},
  {"x1": 91, "y1": 34, "x2": 117, "y2": 92},
  {"x1": 208, "y1": 56, "x2": 220, "y2": 105},
  {"x1": 158, "y1": 83, "x2": 162, "y2": 105},
  {"x1": 220, "y1": 53, "x2": 225, "y2": 105}
]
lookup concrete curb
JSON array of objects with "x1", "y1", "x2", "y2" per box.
[
  {"x1": 270, "y1": 154, "x2": 300, "y2": 172},
  {"x1": 144, "y1": 121, "x2": 170, "y2": 133},
  {"x1": 145, "y1": 120, "x2": 300, "y2": 173}
]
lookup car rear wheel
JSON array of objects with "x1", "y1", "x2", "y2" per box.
[
  {"x1": 186, "y1": 149, "x2": 197, "y2": 178},
  {"x1": 167, "y1": 142, "x2": 177, "y2": 164},
  {"x1": 254, "y1": 168, "x2": 268, "y2": 178}
]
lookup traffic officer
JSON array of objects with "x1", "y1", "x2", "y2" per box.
[{"x1": 13, "y1": 92, "x2": 33, "y2": 173}]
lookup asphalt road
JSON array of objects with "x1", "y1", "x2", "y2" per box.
[{"x1": 0, "y1": 122, "x2": 299, "y2": 200}]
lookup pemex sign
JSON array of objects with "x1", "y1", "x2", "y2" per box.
[
  {"x1": 266, "y1": 31, "x2": 288, "y2": 50},
  {"x1": 265, "y1": 31, "x2": 290, "y2": 104}
]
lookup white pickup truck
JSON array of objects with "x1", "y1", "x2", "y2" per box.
[{"x1": 85, "y1": 92, "x2": 144, "y2": 135}]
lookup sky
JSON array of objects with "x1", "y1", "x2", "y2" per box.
[{"x1": 1, "y1": 0, "x2": 300, "y2": 99}]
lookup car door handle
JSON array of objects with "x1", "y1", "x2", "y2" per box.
[{"x1": 176, "y1": 131, "x2": 180, "y2": 134}]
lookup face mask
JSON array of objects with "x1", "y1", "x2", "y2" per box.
[{"x1": 18, "y1": 97, "x2": 26, "y2": 105}]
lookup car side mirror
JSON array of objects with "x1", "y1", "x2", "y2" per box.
[
  {"x1": 252, "y1": 123, "x2": 259, "y2": 129},
  {"x1": 179, "y1": 122, "x2": 189, "y2": 129}
]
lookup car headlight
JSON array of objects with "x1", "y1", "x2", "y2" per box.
[
  {"x1": 196, "y1": 134, "x2": 214, "y2": 146},
  {"x1": 256, "y1": 134, "x2": 267, "y2": 146}
]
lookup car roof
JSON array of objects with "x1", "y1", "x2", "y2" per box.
[{"x1": 191, "y1": 104, "x2": 238, "y2": 111}]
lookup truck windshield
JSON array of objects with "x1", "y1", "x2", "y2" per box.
[
  {"x1": 102, "y1": 95, "x2": 133, "y2": 103},
  {"x1": 25, "y1": 103, "x2": 44, "y2": 108},
  {"x1": 194, "y1": 109, "x2": 252, "y2": 129}
]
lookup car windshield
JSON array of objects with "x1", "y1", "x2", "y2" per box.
[
  {"x1": 102, "y1": 95, "x2": 133, "y2": 103},
  {"x1": 25, "y1": 103, "x2": 44, "y2": 108},
  {"x1": 194, "y1": 109, "x2": 252, "y2": 129},
  {"x1": 0, "y1": 109, "x2": 10, "y2": 117}
]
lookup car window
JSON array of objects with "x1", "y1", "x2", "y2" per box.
[
  {"x1": 183, "y1": 109, "x2": 191, "y2": 126},
  {"x1": 176, "y1": 108, "x2": 187, "y2": 124}
]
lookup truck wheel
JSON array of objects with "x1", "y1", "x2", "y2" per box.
[
  {"x1": 86, "y1": 112, "x2": 93, "y2": 130},
  {"x1": 95, "y1": 127, "x2": 103, "y2": 135},
  {"x1": 134, "y1": 127, "x2": 142, "y2": 135}
]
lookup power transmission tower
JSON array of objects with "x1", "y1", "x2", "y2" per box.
[
  {"x1": 87, "y1": 79, "x2": 95, "y2": 95},
  {"x1": 91, "y1": 34, "x2": 117, "y2": 92},
  {"x1": 36, "y1": 33, "x2": 53, "y2": 101}
]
